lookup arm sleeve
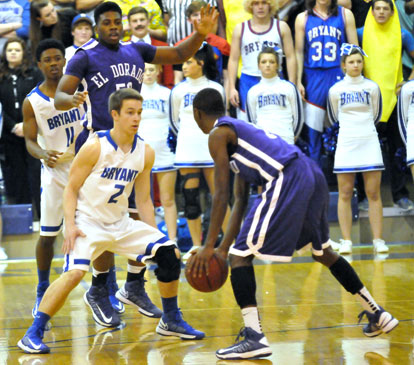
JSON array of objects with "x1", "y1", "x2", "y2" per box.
[
  {"x1": 169, "y1": 87, "x2": 181, "y2": 134},
  {"x1": 372, "y1": 83, "x2": 383, "y2": 125},
  {"x1": 290, "y1": 83, "x2": 304, "y2": 138},
  {"x1": 246, "y1": 88, "x2": 257, "y2": 124},
  {"x1": 397, "y1": 83, "x2": 410, "y2": 144},
  {"x1": 327, "y1": 87, "x2": 339, "y2": 125}
]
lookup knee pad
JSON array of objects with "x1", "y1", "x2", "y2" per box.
[
  {"x1": 183, "y1": 187, "x2": 201, "y2": 220},
  {"x1": 154, "y1": 245, "x2": 181, "y2": 283},
  {"x1": 181, "y1": 173, "x2": 201, "y2": 220}
]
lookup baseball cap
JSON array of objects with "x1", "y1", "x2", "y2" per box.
[{"x1": 71, "y1": 14, "x2": 94, "y2": 29}]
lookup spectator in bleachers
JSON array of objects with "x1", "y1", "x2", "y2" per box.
[
  {"x1": 295, "y1": 0, "x2": 357, "y2": 165},
  {"x1": 162, "y1": 0, "x2": 216, "y2": 45},
  {"x1": 109, "y1": 0, "x2": 167, "y2": 42},
  {"x1": 0, "y1": 0, "x2": 25, "y2": 53},
  {"x1": 30, "y1": 0, "x2": 78, "y2": 59},
  {"x1": 65, "y1": 14, "x2": 94, "y2": 62},
  {"x1": 0, "y1": 37, "x2": 42, "y2": 216},
  {"x1": 359, "y1": 0, "x2": 414, "y2": 211},
  {"x1": 228, "y1": 0, "x2": 296, "y2": 121},
  {"x1": 397, "y1": 0, "x2": 414, "y2": 79},
  {"x1": 127, "y1": 6, "x2": 173, "y2": 89},
  {"x1": 174, "y1": 0, "x2": 230, "y2": 86}
]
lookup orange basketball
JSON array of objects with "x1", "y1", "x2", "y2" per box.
[{"x1": 185, "y1": 253, "x2": 229, "y2": 292}]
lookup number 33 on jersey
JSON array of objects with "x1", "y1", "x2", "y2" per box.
[{"x1": 304, "y1": 7, "x2": 347, "y2": 68}]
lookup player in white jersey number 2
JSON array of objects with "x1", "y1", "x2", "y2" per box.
[{"x1": 18, "y1": 88, "x2": 204, "y2": 354}]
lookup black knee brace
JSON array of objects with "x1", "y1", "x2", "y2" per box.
[
  {"x1": 154, "y1": 245, "x2": 181, "y2": 283},
  {"x1": 329, "y1": 256, "x2": 364, "y2": 294},
  {"x1": 230, "y1": 266, "x2": 257, "y2": 308},
  {"x1": 181, "y1": 173, "x2": 202, "y2": 220}
]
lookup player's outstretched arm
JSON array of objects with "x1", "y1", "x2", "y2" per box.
[
  {"x1": 23, "y1": 98, "x2": 63, "y2": 167},
  {"x1": 134, "y1": 144, "x2": 157, "y2": 228},
  {"x1": 62, "y1": 137, "x2": 100, "y2": 254},
  {"x1": 152, "y1": 4, "x2": 218, "y2": 65},
  {"x1": 55, "y1": 74, "x2": 87, "y2": 110}
]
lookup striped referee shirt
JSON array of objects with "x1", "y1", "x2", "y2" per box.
[{"x1": 162, "y1": 0, "x2": 217, "y2": 45}]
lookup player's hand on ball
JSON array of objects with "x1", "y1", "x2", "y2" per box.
[
  {"x1": 188, "y1": 246, "x2": 215, "y2": 278},
  {"x1": 62, "y1": 225, "x2": 86, "y2": 255},
  {"x1": 72, "y1": 91, "x2": 88, "y2": 107}
]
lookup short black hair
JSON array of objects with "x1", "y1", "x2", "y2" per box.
[
  {"x1": 372, "y1": 0, "x2": 393, "y2": 11},
  {"x1": 193, "y1": 88, "x2": 225, "y2": 116},
  {"x1": 109, "y1": 88, "x2": 143, "y2": 114},
  {"x1": 94, "y1": 1, "x2": 122, "y2": 24},
  {"x1": 36, "y1": 39, "x2": 65, "y2": 62}
]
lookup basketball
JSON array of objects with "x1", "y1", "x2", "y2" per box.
[{"x1": 185, "y1": 253, "x2": 229, "y2": 292}]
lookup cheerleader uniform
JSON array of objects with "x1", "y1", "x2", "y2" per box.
[
  {"x1": 139, "y1": 82, "x2": 175, "y2": 172},
  {"x1": 246, "y1": 75, "x2": 304, "y2": 144},
  {"x1": 327, "y1": 74, "x2": 383, "y2": 173},
  {"x1": 170, "y1": 76, "x2": 224, "y2": 168},
  {"x1": 397, "y1": 79, "x2": 414, "y2": 167}
]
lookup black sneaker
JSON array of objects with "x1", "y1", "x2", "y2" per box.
[
  {"x1": 84, "y1": 286, "x2": 121, "y2": 327},
  {"x1": 358, "y1": 307, "x2": 399, "y2": 337},
  {"x1": 116, "y1": 278, "x2": 162, "y2": 318},
  {"x1": 216, "y1": 327, "x2": 272, "y2": 360}
]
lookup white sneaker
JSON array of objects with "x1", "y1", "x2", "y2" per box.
[
  {"x1": 328, "y1": 239, "x2": 341, "y2": 251},
  {"x1": 339, "y1": 239, "x2": 352, "y2": 254},
  {"x1": 0, "y1": 247, "x2": 8, "y2": 260},
  {"x1": 373, "y1": 239, "x2": 389, "y2": 253},
  {"x1": 182, "y1": 246, "x2": 198, "y2": 262}
]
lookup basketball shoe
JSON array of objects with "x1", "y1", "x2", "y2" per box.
[
  {"x1": 107, "y1": 278, "x2": 125, "y2": 314},
  {"x1": 339, "y1": 239, "x2": 352, "y2": 254},
  {"x1": 358, "y1": 307, "x2": 399, "y2": 337},
  {"x1": 84, "y1": 286, "x2": 121, "y2": 327},
  {"x1": 17, "y1": 327, "x2": 49, "y2": 354},
  {"x1": 216, "y1": 327, "x2": 272, "y2": 360},
  {"x1": 373, "y1": 239, "x2": 389, "y2": 253},
  {"x1": 156, "y1": 309, "x2": 205, "y2": 340},
  {"x1": 116, "y1": 278, "x2": 162, "y2": 318}
]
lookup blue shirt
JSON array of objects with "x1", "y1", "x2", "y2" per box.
[
  {"x1": 216, "y1": 116, "x2": 301, "y2": 185},
  {"x1": 65, "y1": 39, "x2": 156, "y2": 131},
  {"x1": 304, "y1": 6, "x2": 347, "y2": 69}
]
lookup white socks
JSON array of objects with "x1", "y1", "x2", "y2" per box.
[
  {"x1": 242, "y1": 307, "x2": 262, "y2": 333},
  {"x1": 356, "y1": 287, "x2": 381, "y2": 313}
]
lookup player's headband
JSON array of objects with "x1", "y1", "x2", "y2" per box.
[{"x1": 340, "y1": 43, "x2": 368, "y2": 57}]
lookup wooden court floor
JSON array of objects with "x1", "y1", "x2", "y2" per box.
[{"x1": 0, "y1": 238, "x2": 413, "y2": 365}]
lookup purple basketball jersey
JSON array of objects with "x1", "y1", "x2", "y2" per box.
[
  {"x1": 65, "y1": 39, "x2": 156, "y2": 131},
  {"x1": 216, "y1": 116, "x2": 302, "y2": 185}
]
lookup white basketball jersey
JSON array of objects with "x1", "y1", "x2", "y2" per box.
[
  {"x1": 139, "y1": 82, "x2": 171, "y2": 144},
  {"x1": 27, "y1": 85, "x2": 84, "y2": 157},
  {"x1": 327, "y1": 75, "x2": 382, "y2": 138},
  {"x1": 77, "y1": 131, "x2": 146, "y2": 224},
  {"x1": 246, "y1": 76, "x2": 303, "y2": 144},
  {"x1": 240, "y1": 18, "x2": 283, "y2": 77}
]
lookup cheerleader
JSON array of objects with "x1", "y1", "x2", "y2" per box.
[
  {"x1": 246, "y1": 47, "x2": 303, "y2": 144},
  {"x1": 328, "y1": 44, "x2": 388, "y2": 254},
  {"x1": 170, "y1": 43, "x2": 230, "y2": 259},
  {"x1": 140, "y1": 63, "x2": 177, "y2": 241},
  {"x1": 398, "y1": 80, "x2": 414, "y2": 182}
]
